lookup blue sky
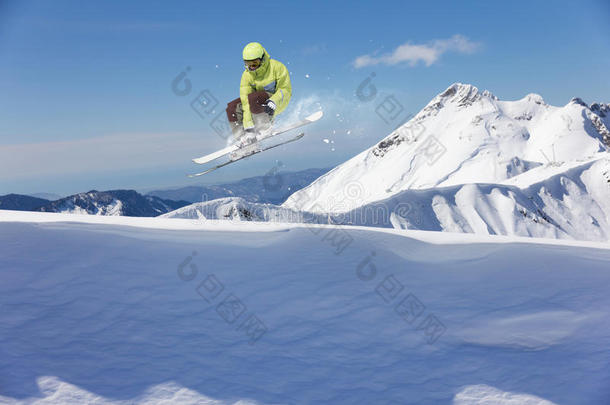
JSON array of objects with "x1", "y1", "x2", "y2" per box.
[{"x1": 1, "y1": 0, "x2": 609, "y2": 196}]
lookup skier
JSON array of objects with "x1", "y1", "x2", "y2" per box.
[
  {"x1": 189, "y1": 43, "x2": 321, "y2": 176},
  {"x1": 225, "y1": 42, "x2": 292, "y2": 151}
]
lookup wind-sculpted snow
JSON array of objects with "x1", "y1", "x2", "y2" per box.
[
  {"x1": 351, "y1": 154, "x2": 610, "y2": 241},
  {"x1": 0, "y1": 377, "x2": 255, "y2": 404},
  {"x1": 283, "y1": 83, "x2": 609, "y2": 213},
  {"x1": 159, "y1": 196, "x2": 323, "y2": 223},
  {"x1": 0, "y1": 378, "x2": 560, "y2": 404},
  {"x1": 453, "y1": 385, "x2": 559, "y2": 405},
  {"x1": 1, "y1": 211, "x2": 610, "y2": 404}
]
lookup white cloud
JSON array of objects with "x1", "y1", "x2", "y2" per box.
[{"x1": 353, "y1": 35, "x2": 480, "y2": 68}]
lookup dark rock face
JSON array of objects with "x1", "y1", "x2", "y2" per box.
[
  {"x1": 590, "y1": 103, "x2": 609, "y2": 117},
  {"x1": 570, "y1": 97, "x2": 588, "y2": 107}
]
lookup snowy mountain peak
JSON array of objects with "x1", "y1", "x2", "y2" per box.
[
  {"x1": 481, "y1": 89, "x2": 498, "y2": 100},
  {"x1": 440, "y1": 82, "x2": 499, "y2": 104},
  {"x1": 569, "y1": 97, "x2": 588, "y2": 107},
  {"x1": 521, "y1": 93, "x2": 546, "y2": 105},
  {"x1": 439, "y1": 82, "x2": 481, "y2": 101},
  {"x1": 414, "y1": 83, "x2": 498, "y2": 123},
  {"x1": 429, "y1": 83, "x2": 482, "y2": 108},
  {"x1": 283, "y1": 84, "x2": 609, "y2": 214}
]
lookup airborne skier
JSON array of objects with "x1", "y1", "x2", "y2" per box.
[
  {"x1": 225, "y1": 42, "x2": 292, "y2": 151},
  {"x1": 189, "y1": 42, "x2": 322, "y2": 177}
]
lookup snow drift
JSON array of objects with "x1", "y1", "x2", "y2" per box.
[{"x1": 1, "y1": 210, "x2": 609, "y2": 404}]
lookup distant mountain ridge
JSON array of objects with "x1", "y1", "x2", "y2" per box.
[
  {"x1": 1, "y1": 168, "x2": 330, "y2": 216},
  {"x1": 0, "y1": 194, "x2": 50, "y2": 211},
  {"x1": 28, "y1": 192, "x2": 63, "y2": 201},
  {"x1": 147, "y1": 167, "x2": 331, "y2": 204},
  {"x1": 35, "y1": 190, "x2": 189, "y2": 217}
]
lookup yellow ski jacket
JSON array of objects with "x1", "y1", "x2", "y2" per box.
[{"x1": 240, "y1": 47, "x2": 292, "y2": 129}]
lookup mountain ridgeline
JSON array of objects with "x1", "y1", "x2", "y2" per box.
[
  {"x1": 146, "y1": 167, "x2": 331, "y2": 204},
  {"x1": 34, "y1": 190, "x2": 190, "y2": 217},
  {"x1": 1, "y1": 168, "x2": 331, "y2": 217}
]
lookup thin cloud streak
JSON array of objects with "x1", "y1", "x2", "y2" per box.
[{"x1": 0, "y1": 132, "x2": 219, "y2": 180}]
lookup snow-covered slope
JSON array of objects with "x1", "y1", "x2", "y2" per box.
[
  {"x1": 160, "y1": 196, "x2": 326, "y2": 223},
  {"x1": 167, "y1": 154, "x2": 610, "y2": 242},
  {"x1": 341, "y1": 154, "x2": 610, "y2": 241},
  {"x1": 283, "y1": 83, "x2": 609, "y2": 213},
  {"x1": 1, "y1": 210, "x2": 610, "y2": 404}
]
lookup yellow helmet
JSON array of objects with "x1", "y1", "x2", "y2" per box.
[{"x1": 242, "y1": 42, "x2": 264, "y2": 61}]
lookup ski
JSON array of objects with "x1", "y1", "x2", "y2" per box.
[
  {"x1": 187, "y1": 133, "x2": 305, "y2": 177},
  {"x1": 192, "y1": 110, "x2": 323, "y2": 165}
]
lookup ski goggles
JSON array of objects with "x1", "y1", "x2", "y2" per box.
[{"x1": 244, "y1": 58, "x2": 262, "y2": 71}]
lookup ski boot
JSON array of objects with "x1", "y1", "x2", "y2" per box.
[{"x1": 230, "y1": 128, "x2": 259, "y2": 160}]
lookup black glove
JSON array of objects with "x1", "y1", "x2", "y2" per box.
[{"x1": 263, "y1": 100, "x2": 276, "y2": 116}]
